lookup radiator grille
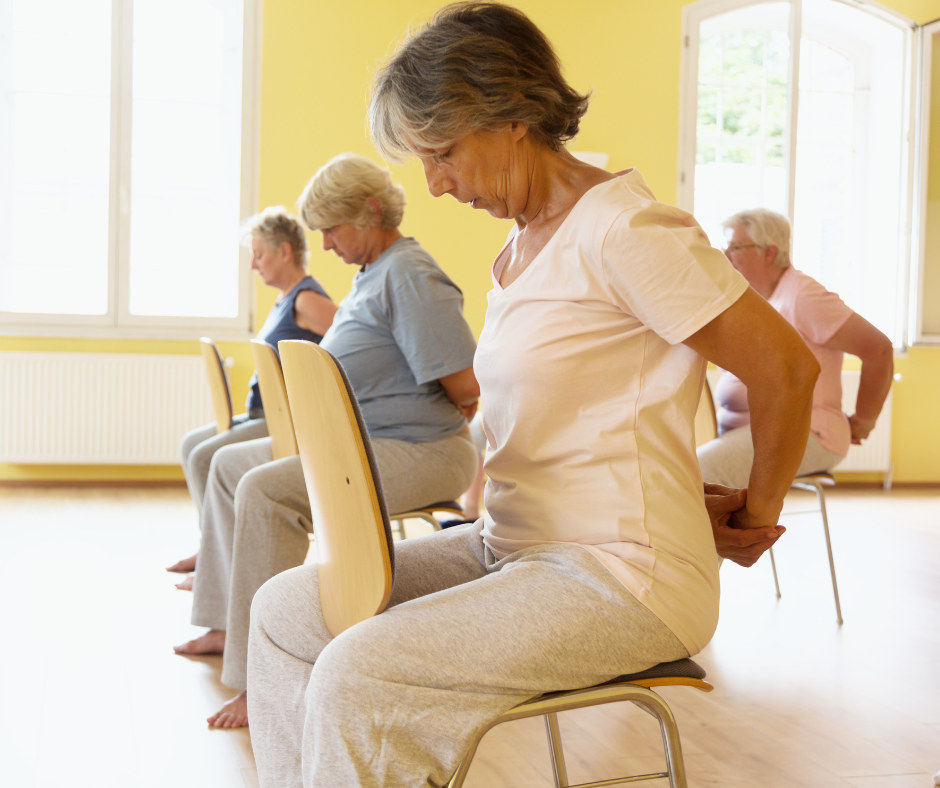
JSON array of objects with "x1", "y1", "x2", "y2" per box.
[
  {"x1": 834, "y1": 370, "x2": 892, "y2": 473},
  {"x1": 0, "y1": 352, "x2": 215, "y2": 464}
]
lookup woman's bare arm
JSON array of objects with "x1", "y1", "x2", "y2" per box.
[
  {"x1": 439, "y1": 366, "x2": 480, "y2": 421},
  {"x1": 684, "y1": 288, "x2": 820, "y2": 528},
  {"x1": 294, "y1": 291, "x2": 339, "y2": 337},
  {"x1": 824, "y1": 313, "x2": 893, "y2": 444}
]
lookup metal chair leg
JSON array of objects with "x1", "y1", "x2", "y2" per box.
[
  {"x1": 812, "y1": 480, "x2": 843, "y2": 624},
  {"x1": 630, "y1": 692, "x2": 688, "y2": 788},
  {"x1": 544, "y1": 713, "x2": 569, "y2": 787},
  {"x1": 769, "y1": 546, "x2": 781, "y2": 598}
]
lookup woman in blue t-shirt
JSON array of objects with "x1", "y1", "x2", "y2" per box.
[
  {"x1": 169, "y1": 208, "x2": 336, "y2": 581},
  {"x1": 173, "y1": 154, "x2": 480, "y2": 730}
]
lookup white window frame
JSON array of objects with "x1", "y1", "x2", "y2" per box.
[
  {"x1": 911, "y1": 18, "x2": 940, "y2": 345},
  {"x1": 0, "y1": 0, "x2": 261, "y2": 341},
  {"x1": 678, "y1": 0, "x2": 920, "y2": 347}
]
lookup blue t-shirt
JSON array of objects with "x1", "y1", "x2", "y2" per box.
[
  {"x1": 247, "y1": 276, "x2": 330, "y2": 414},
  {"x1": 320, "y1": 237, "x2": 476, "y2": 442}
]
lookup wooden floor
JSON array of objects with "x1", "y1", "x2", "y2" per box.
[{"x1": 0, "y1": 486, "x2": 937, "y2": 787}]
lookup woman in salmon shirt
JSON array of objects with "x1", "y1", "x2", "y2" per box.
[
  {"x1": 246, "y1": 5, "x2": 821, "y2": 786},
  {"x1": 697, "y1": 208, "x2": 894, "y2": 488}
]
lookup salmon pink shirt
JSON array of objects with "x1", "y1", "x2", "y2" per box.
[
  {"x1": 474, "y1": 170, "x2": 748, "y2": 655},
  {"x1": 715, "y1": 267, "x2": 853, "y2": 457}
]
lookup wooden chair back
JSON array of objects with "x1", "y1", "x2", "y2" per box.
[
  {"x1": 278, "y1": 339, "x2": 395, "y2": 637},
  {"x1": 694, "y1": 374, "x2": 718, "y2": 448},
  {"x1": 199, "y1": 337, "x2": 233, "y2": 434},
  {"x1": 250, "y1": 340, "x2": 298, "y2": 460}
]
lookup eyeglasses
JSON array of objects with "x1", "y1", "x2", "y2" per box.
[{"x1": 723, "y1": 243, "x2": 761, "y2": 254}]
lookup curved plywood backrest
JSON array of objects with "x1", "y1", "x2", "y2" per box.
[
  {"x1": 694, "y1": 374, "x2": 718, "y2": 448},
  {"x1": 250, "y1": 340, "x2": 298, "y2": 461},
  {"x1": 278, "y1": 340, "x2": 394, "y2": 637},
  {"x1": 199, "y1": 338, "x2": 233, "y2": 434}
]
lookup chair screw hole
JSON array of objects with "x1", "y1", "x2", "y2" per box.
[{"x1": 346, "y1": 477, "x2": 350, "y2": 484}]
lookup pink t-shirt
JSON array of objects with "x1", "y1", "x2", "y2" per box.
[
  {"x1": 715, "y1": 267, "x2": 853, "y2": 456},
  {"x1": 475, "y1": 170, "x2": 748, "y2": 655}
]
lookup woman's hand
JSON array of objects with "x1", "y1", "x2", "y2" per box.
[
  {"x1": 685, "y1": 287, "x2": 820, "y2": 528},
  {"x1": 704, "y1": 483, "x2": 784, "y2": 567}
]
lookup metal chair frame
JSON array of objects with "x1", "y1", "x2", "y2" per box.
[
  {"x1": 390, "y1": 502, "x2": 464, "y2": 539},
  {"x1": 772, "y1": 472, "x2": 842, "y2": 624},
  {"x1": 446, "y1": 676, "x2": 713, "y2": 788}
]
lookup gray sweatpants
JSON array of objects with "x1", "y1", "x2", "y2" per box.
[
  {"x1": 247, "y1": 523, "x2": 689, "y2": 788},
  {"x1": 191, "y1": 430, "x2": 478, "y2": 690},
  {"x1": 696, "y1": 425, "x2": 845, "y2": 490},
  {"x1": 179, "y1": 415, "x2": 269, "y2": 517}
]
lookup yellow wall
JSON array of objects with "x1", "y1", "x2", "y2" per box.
[{"x1": 2, "y1": 0, "x2": 939, "y2": 483}]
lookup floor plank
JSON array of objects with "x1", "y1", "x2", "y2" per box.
[{"x1": 0, "y1": 487, "x2": 936, "y2": 787}]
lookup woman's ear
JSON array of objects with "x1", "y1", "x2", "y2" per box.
[
  {"x1": 764, "y1": 244, "x2": 779, "y2": 267},
  {"x1": 279, "y1": 240, "x2": 294, "y2": 263},
  {"x1": 367, "y1": 197, "x2": 383, "y2": 227},
  {"x1": 509, "y1": 121, "x2": 530, "y2": 141}
]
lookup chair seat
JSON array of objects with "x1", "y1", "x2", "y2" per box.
[
  {"x1": 604, "y1": 657, "x2": 707, "y2": 685},
  {"x1": 532, "y1": 658, "x2": 712, "y2": 702},
  {"x1": 794, "y1": 471, "x2": 836, "y2": 487},
  {"x1": 417, "y1": 500, "x2": 463, "y2": 515}
]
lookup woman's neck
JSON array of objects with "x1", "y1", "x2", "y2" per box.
[
  {"x1": 516, "y1": 146, "x2": 614, "y2": 231},
  {"x1": 276, "y1": 268, "x2": 307, "y2": 300},
  {"x1": 362, "y1": 228, "x2": 404, "y2": 268}
]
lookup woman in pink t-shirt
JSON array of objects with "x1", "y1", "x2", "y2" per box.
[
  {"x1": 697, "y1": 208, "x2": 894, "y2": 489},
  {"x1": 246, "y1": 6, "x2": 823, "y2": 786}
]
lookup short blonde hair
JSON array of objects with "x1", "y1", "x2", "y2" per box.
[
  {"x1": 240, "y1": 207, "x2": 308, "y2": 268},
  {"x1": 722, "y1": 208, "x2": 792, "y2": 269},
  {"x1": 297, "y1": 153, "x2": 406, "y2": 231},
  {"x1": 369, "y1": 2, "x2": 590, "y2": 162}
]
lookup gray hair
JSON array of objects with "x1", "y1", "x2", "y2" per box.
[
  {"x1": 297, "y1": 153, "x2": 406, "y2": 231},
  {"x1": 240, "y1": 206, "x2": 308, "y2": 268},
  {"x1": 722, "y1": 208, "x2": 792, "y2": 269},
  {"x1": 368, "y1": 2, "x2": 590, "y2": 162}
]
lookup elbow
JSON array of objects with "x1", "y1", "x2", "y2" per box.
[{"x1": 787, "y1": 345, "x2": 820, "y2": 404}]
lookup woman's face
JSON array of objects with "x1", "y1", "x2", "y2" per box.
[
  {"x1": 250, "y1": 237, "x2": 294, "y2": 286},
  {"x1": 420, "y1": 127, "x2": 530, "y2": 219},
  {"x1": 319, "y1": 222, "x2": 376, "y2": 267},
  {"x1": 724, "y1": 225, "x2": 773, "y2": 285}
]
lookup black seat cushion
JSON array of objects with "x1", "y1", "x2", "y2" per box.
[{"x1": 601, "y1": 658, "x2": 706, "y2": 686}]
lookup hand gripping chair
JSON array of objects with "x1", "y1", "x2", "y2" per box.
[
  {"x1": 200, "y1": 337, "x2": 234, "y2": 433},
  {"x1": 269, "y1": 339, "x2": 463, "y2": 537},
  {"x1": 279, "y1": 339, "x2": 714, "y2": 788},
  {"x1": 694, "y1": 378, "x2": 843, "y2": 623}
]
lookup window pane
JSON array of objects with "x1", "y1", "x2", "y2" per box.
[
  {"x1": 694, "y1": 3, "x2": 791, "y2": 247},
  {"x1": 921, "y1": 30, "x2": 940, "y2": 336},
  {"x1": 128, "y1": 0, "x2": 243, "y2": 318},
  {"x1": 0, "y1": 0, "x2": 111, "y2": 315},
  {"x1": 794, "y1": 0, "x2": 906, "y2": 342}
]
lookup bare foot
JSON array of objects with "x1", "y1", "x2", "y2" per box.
[
  {"x1": 167, "y1": 552, "x2": 198, "y2": 573},
  {"x1": 208, "y1": 690, "x2": 249, "y2": 729},
  {"x1": 174, "y1": 629, "x2": 225, "y2": 656},
  {"x1": 175, "y1": 574, "x2": 194, "y2": 591}
]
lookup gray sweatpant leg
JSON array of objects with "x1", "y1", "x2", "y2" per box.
[
  {"x1": 696, "y1": 425, "x2": 846, "y2": 490},
  {"x1": 179, "y1": 416, "x2": 269, "y2": 517},
  {"x1": 247, "y1": 523, "x2": 689, "y2": 788},
  {"x1": 190, "y1": 437, "x2": 274, "y2": 631},
  {"x1": 195, "y1": 431, "x2": 479, "y2": 690}
]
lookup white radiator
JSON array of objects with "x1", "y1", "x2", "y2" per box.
[
  {"x1": 833, "y1": 369, "x2": 892, "y2": 476},
  {"x1": 0, "y1": 352, "x2": 216, "y2": 464}
]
